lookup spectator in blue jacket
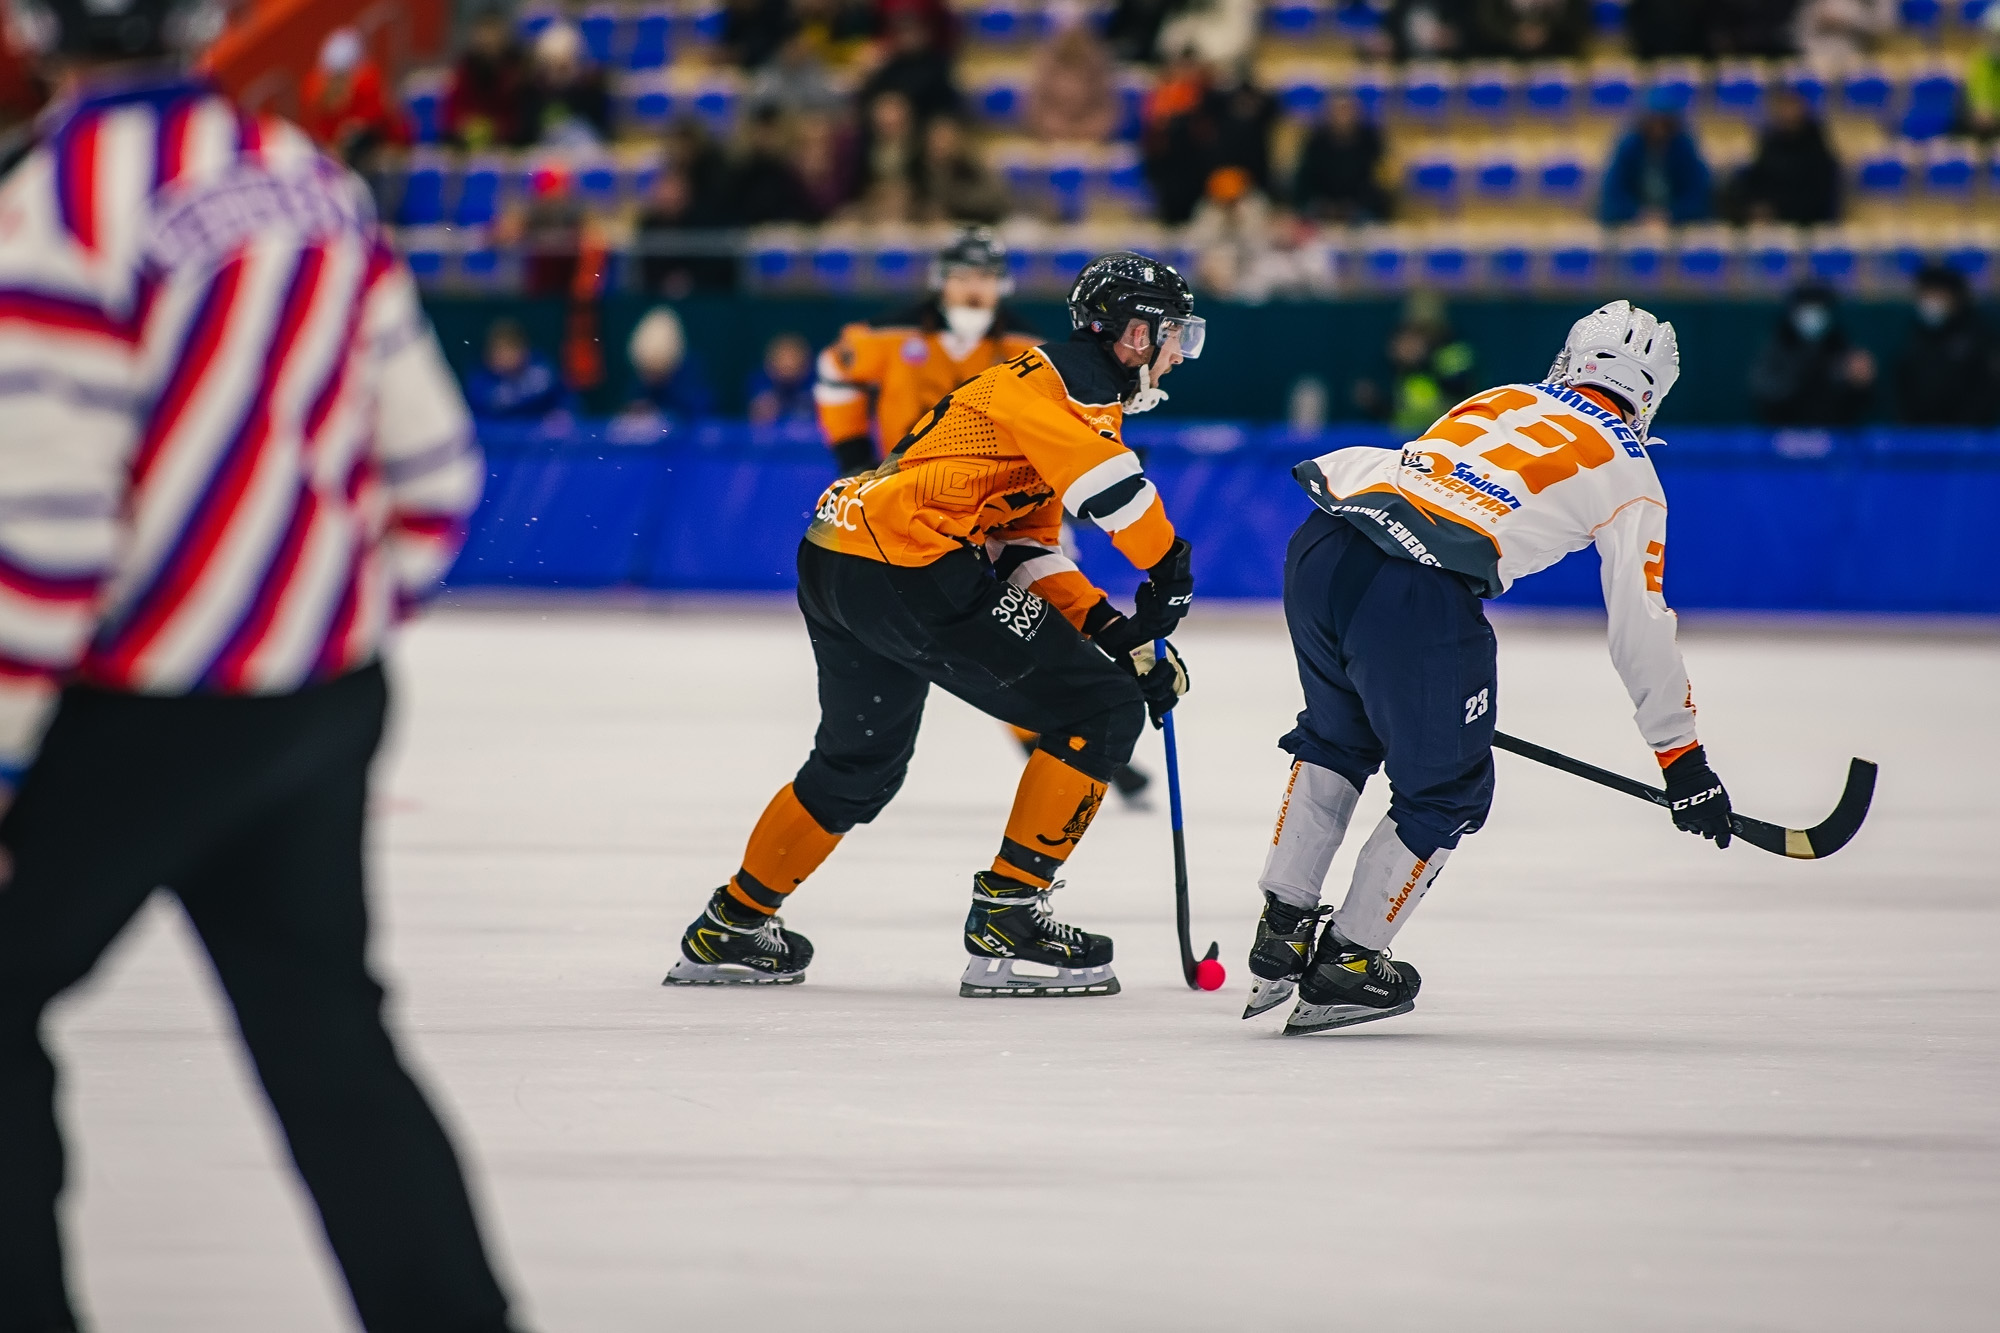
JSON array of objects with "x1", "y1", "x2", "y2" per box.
[
  {"x1": 465, "y1": 319, "x2": 572, "y2": 421},
  {"x1": 1600, "y1": 91, "x2": 1714, "y2": 226},
  {"x1": 625, "y1": 306, "x2": 717, "y2": 423},
  {"x1": 746, "y1": 333, "x2": 816, "y2": 425}
]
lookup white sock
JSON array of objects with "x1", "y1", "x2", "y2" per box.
[
  {"x1": 1331, "y1": 815, "x2": 1450, "y2": 952},
  {"x1": 1257, "y1": 761, "x2": 1361, "y2": 912}
]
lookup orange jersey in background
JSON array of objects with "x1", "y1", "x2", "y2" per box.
[
  {"x1": 814, "y1": 305, "x2": 1043, "y2": 461},
  {"x1": 807, "y1": 339, "x2": 1176, "y2": 628}
]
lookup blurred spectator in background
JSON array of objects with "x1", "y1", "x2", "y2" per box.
[
  {"x1": 1148, "y1": 65, "x2": 1277, "y2": 225},
  {"x1": 915, "y1": 115, "x2": 1009, "y2": 223},
  {"x1": 860, "y1": 12, "x2": 962, "y2": 123},
  {"x1": 1626, "y1": 0, "x2": 1714, "y2": 56},
  {"x1": 1795, "y1": 0, "x2": 1893, "y2": 63},
  {"x1": 1373, "y1": 0, "x2": 1475, "y2": 59},
  {"x1": 1472, "y1": 0, "x2": 1590, "y2": 59},
  {"x1": 1352, "y1": 293, "x2": 1477, "y2": 435},
  {"x1": 793, "y1": 0, "x2": 879, "y2": 64},
  {"x1": 1895, "y1": 266, "x2": 2000, "y2": 425},
  {"x1": 668, "y1": 117, "x2": 733, "y2": 207},
  {"x1": 794, "y1": 114, "x2": 854, "y2": 218},
  {"x1": 747, "y1": 334, "x2": 818, "y2": 425},
  {"x1": 1105, "y1": 0, "x2": 1182, "y2": 61},
  {"x1": 1156, "y1": 0, "x2": 1261, "y2": 70},
  {"x1": 1749, "y1": 284, "x2": 1875, "y2": 425},
  {"x1": 518, "y1": 22, "x2": 612, "y2": 148},
  {"x1": 748, "y1": 32, "x2": 847, "y2": 117},
  {"x1": 730, "y1": 106, "x2": 821, "y2": 224},
  {"x1": 467, "y1": 320, "x2": 571, "y2": 423},
  {"x1": 852, "y1": 90, "x2": 921, "y2": 221},
  {"x1": 1710, "y1": 0, "x2": 1802, "y2": 57},
  {"x1": 625, "y1": 307, "x2": 717, "y2": 423},
  {"x1": 443, "y1": 8, "x2": 529, "y2": 149},
  {"x1": 300, "y1": 29, "x2": 406, "y2": 169},
  {"x1": 1726, "y1": 88, "x2": 1841, "y2": 226},
  {"x1": 1957, "y1": 8, "x2": 2000, "y2": 140},
  {"x1": 496, "y1": 164, "x2": 588, "y2": 296},
  {"x1": 1292, "y1": 93, "x2": 1392, "y2": 224},
  {"x1": 723, "y1": 0, "x2": 796, "y2": 70},
  {"x1": 1027, "y1": 21, "x2": 1119, "y2": 143},
  {"x1": 1189, "y1": 166, "x2": 1328, "y2": 301},
  {"x1": 1600, "y1": 91, "x2": 1714, "y2": 226},
  {"x1": 636, "y1": 166, "x2": 738, "y2": 297}
]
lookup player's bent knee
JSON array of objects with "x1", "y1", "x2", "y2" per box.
[
  {"x1": 1034, "y1": 696, "x2": 1145, "y2": 782},
  {"x1": 792, "y1": 758, "x2": 909, "y2": 834}
]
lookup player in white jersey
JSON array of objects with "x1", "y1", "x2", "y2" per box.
[{"x1": 1244, "y1": 301, "x2": 1734, "y2": 1035}]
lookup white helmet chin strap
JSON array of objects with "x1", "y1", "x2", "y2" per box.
[{"x1": 1126, "y1": 363, "x2": 1169, "y2": 414}]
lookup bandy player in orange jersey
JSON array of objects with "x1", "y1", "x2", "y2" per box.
[
  {"x1": 816, "y1": 227, "x2": 1156, "y2": 805},
  {"x1": 1243, "y1": 302, "x2": 1736, "y2": 1034},
  {"x1": 664, "y1": 254, "x2": 1202, "y2": 996}
]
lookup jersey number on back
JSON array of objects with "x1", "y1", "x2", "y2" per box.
[{"x1": 1420, "y1": 388, "x2": 1616, "y2": 495}]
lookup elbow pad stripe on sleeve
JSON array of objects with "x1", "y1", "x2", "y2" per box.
[
  {"x1": 1008, "y1": 551, "x2": 1079, "y2": 589},
  {"x1": 813, "y1": 382, "x2": 864, "y2": 405},
  {"x1": 1061, "y1": 453, "x2": 1142, "y2": 516},
  {"x1": 1083, "y1": 477, "x2": 1159, "y2": 533}
]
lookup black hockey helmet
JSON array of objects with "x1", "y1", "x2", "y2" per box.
[
  {"x1": 928, "y1": 225, "x2": 1012, "y2": 292},
  {"x1": 10, "y1": 0, "x2": 223, "y2": 60},
  {"x1": 1067, "y1": 251, "x2": 1205, "y2": 359}
]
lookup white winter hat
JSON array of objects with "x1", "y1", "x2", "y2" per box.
[
  {"x1": 630, "y1": 307, "x2": 687, "y2": 378},
  {"x1": 319, "y1": 28, "x2": 363, "y2": 75},
  {"x1": 535, "y1": 21, "x2": 583, "y2": 67}
]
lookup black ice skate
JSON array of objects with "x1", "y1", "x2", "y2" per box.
[
  {"x1": 961, "y1": 872, "x2": 1119, "y2": 997},
  {"x1": 1283, "y1": 925, "x2": 1421, "y2": 1035},
  {"x1": 663, "y1": 887, "x2": 813, "y2": 986},
  {"x1": 1242, "y1": 893, "x2": 1330, "y2": 1019}
]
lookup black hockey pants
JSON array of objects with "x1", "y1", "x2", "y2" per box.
[
  {"x1": 0, "y1": 666, "x2": 517, "y2": 1333},
  {"x1": 792, "y1": 539, "x2": 1147, "y2": 834},
  {"x1": 1281, "y1": 510, "x2": 1498, "y2": 859}
]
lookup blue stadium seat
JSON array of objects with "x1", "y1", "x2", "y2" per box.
[
  {"x1": 1006, "y1": 248, "x2": 1034, "y2": 289},
  {"x1": 1278, "y1": 79, "x2": 1327, "y2": 118},
  {"x1": 1873, "y1": 235, "x2": 1927, "y2": 285},
  {"x1": 1473, "y1": 152, "x2": 1522, "y2": 200},
  {"x1": 1462, "y1": 65, "x2": 1514, "y2": 119},
  {"x1": 692, "y1": 85, "x2": 737, "y2": 131},
  {"x1": 1538, "y1": 153, "x2": 1588, "y2": 200},
  {"x1": 461, "y1": 248, "x2": 502, "y2": 284},
  {"x1": 1114, "y1": 79, "x2": 1146, "y2": 139},
  {"x1": 625, "y1": 158, "x2": 660, "y2": 200},
  {"x1": 1857, "y1": 147, "x2": 1911, "y2": 195},
  {"x1": 1547, "y1": 239, "x2": 1601, "y2": 285},
  {"x1": 406, "y1": 85, "x2": 443, "y2": 145},
  {"x1": 1360, "y1": 234, "x2": 1409, "y2": 286},
  {"x1": 1487, "y1": 243, "x2": 1533, "y2": 286},
  {"x1": 404, "y1": 246, "x2": 444, "y2": 282},
  {"x1": 1050, "y1": 247, "x2": 1092, "y2": 281},
  {"x1": 1840, "y1": 67, "x2": 1892, "y2": 115},
  {"x1": 1106, "y1": 152, "x2": 1146, "y2": 196},
  {"x1": 1588, "y1": 66, "x2": 1637, "y2": 115},
  {"x1": 517, "y1": 7, "x2": 557, "y2": 44},
  {"x1": 630, "y1": 11, "x2": 671, "y2": 69},
  {"x1": 812, "y1": 245, "x2": 858, "y2": 290},
  {"x1": 1745, "y1": 234, "x2": 1799, "y2": 287},
  {"x1": 1944, "y1": 244, "x2": 1990, "y2": 285},
  {"x1": 1925, "y1": 141, "x2": 1977, "y2": 194},
  {"x1": 577, "y1": 161, "x2": 619, "y2": 207},
  {"x1": 1048, "y1": 161, "x2": 1088, "y2": 221},
  {"x1": 1807, "y1": 234, "x2": 1859, "y2": 287},
  {"x1": 751, "y1": 245, "x2": 797, "y2": 285},
  {"x1": 1784, "y1": 68, "x2": 1828, "y2": 114},
  {"x1": 1713, "y1": 64, "x2": 1764, "y2": 117},
  {"x1": 1899, "y1": 0, "x2": 1943, "y2": 26},
  {"x1": 397, "y1": 162, "x2": 446, "y2": 226},
  {"x1": 1646, "y1": 67, "x2": 1697, "y2": 113},
  {"x1": 873, "y1": 246, "x2": 918, "y2": 287},
  {"x1": 1966, "y1": 0, "x2": 1995, "y2": 23},
  {"x1": 1525, "y1": 63, "x2": 1576, "y2": 115},
  {"x1": 453, "y1": 162, "x2": 503, "y2": 227},
  {"x1": 1590, "y1": 0, "x2": 1626, "y2": 29},
  {"x1": 1615, "y1": 235, "x2": 1665, "y2": 285},
  {"x1": 977, "y1": 82, "x2": 1022, "y2": 122},
  {"x1": 1269, "y1": 3, "x2": 1321, "y2": 38},
  {"x1": 973, "y1": 4, "x2": 1022, "y2": 42},
  {"x1": 1407, "y1": 153, "x2": 1458, "y2": 200},
  {"x1": 1904, "y1": 72, "x2": 1960, "y2": 139},
  {"x1": 631, "y1": 85, "x2": 672, "y2": 124},
  {"x1": 1332, "y1": 1, "x2": 1384, "y2": 35},
  {"x1": 1348, "y1": 68, "x2": 1391, "y2": 120},
  {"x1": 689, "y1": 4, "x2": 725, "y2": 44},
  {"x1": 1420, "y1": 242, "x2": 1470, "y2": 286},
  {"x1": 1401, "y1": 65, "x2": 1453, "y2": 117},
  {"x1": 579, "y1": 8, "x2": 619, "y2": 66},
  {"x1": 1675, "y1": 234, "x2": 1731, "y2": 287}
]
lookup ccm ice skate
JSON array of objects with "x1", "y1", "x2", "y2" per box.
[
  {"x1": 960, "y1": 872, "x2": 1119, "y2": 997},
  {"x1": 1283, "y1": 925, "x2": 1420, "y2": 1035},
  {"x1": 663, "y1": 887, "x2": 813, "y2": 986},
  {"x1": 1242, "y1": 893, "x2": 1329, "y2": 1019}
]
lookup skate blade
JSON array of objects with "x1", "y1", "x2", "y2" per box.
[
  {"x1": 959, "y1": 957, "x2": 1120, "y2": 998},
  {"x1": 1281, "y1": 998, "x2": 1414, "y2": 1035},
  {"x1": 1242, "y1": 976, "x2": 1296, "y2": 1020},
  {"x1": 662, "y1": 956, "x2": 805, "y2": 987}
]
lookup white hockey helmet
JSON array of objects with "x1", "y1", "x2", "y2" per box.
[{"x1": 1547, "y1": 300, "x2": 1679, "y2": 441}]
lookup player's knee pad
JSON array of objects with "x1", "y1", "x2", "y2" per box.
[
  {"x1": 1033, "y1": 695, "x2": 1145, "y2": 784},
  {"x1": 791, "y1": 753, "x2": 911, "y2": 835},
  {"x1": 1388, "y1": 764, "x2": 1494, "y2": 859}
]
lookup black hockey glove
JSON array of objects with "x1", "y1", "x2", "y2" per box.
[
  {"x1": 1131, "y1": 537, "x2": 1194, "y2": 637},
  {"x1": 830, "y1": 436, "x2": 876, "y2": 477},
  {"x1": 1127, "y1": 638, "x2": 1191, "y2": 729},
  {"x1": 1662, "y1": 746, "x2": 1733, "y2": 848}
]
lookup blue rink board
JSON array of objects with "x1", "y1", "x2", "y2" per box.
[{"x1": 448, "y1": 421, "x2": 2000, "y2": 614}]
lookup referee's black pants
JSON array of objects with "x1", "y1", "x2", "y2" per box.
[{"x1": 0, "y1": 665, "x2": 516, "y2": 1333}]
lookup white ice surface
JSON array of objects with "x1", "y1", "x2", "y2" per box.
[{"x1": 48, "y1": 603, "x2": 2000, "y2": 1332}]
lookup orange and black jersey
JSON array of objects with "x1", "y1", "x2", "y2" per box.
[
  {"x1": 806, "y1": 336, "x2": 1176, "y2": 629},
  {"x1": 813, "y1": 302, "x2": 1043, "y2": 467}
]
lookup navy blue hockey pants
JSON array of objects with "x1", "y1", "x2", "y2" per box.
[{"x1": 1280, "y1": 510, "x2": 1498, "y2": 859}]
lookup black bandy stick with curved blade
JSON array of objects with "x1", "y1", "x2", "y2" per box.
[{"x1": 1492, "y1": 731, "x2": 1877, "y2": 859}]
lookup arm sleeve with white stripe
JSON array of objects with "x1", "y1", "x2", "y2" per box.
[
  {"x1": 1001, "y1": 388, "x2": 1176, "y2": 571},
  {"x1": 984, "y1": 506, "x2": 1105, "y2": 630},
  {"x1": 1595, "y1": 499, "x2": 1699, "y2": 757},
  {"x1": 365, "y1": 263, "x2": 482, "y2": 607},
  {"x1": 0, "y1": 300, "x2": 139, "y2": 785}
]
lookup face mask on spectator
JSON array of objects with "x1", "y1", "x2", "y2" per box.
[
  {"x1": 943, "y1": 305, "x2": 996, "y2": 342},
  {"x1": 1792, "y1": 305, "x2": 1831, "y2": 341},
  {"x1": 1916, "y1": 294, "x2": 1954, "y2": 328}
]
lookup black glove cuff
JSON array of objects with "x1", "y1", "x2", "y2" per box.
[
  {"x1": 1663, "y1": 746, "x2": 1710, "y2": 783},
  {"x1": 1147, "y1": 536, "x2": 1192, "y2": 583},
  {"x1": 830, "y1": 436, "x2": 876, "y2": 473},
  {"x1": 1081, "y1": 598, "x2": 1123, "y2": 639}
]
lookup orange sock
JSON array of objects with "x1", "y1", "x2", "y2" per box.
[
  {"x1": 991, "y1": 749, "x2": 1107, "y2": 888},
  {"x1": 726, "y1": 784, "x2": 842, "y2": 915}
]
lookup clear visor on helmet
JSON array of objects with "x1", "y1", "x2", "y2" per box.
[{"x1": 1159, "y1": 316, "x2": 1206, "y2": 359}]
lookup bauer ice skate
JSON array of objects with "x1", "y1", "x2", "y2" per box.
[
  {"x1": 960, "y1": 872, "x2": 1119, "y2": 997},
  {"x1": 1242, "y1": 893, "x2": 1329, "y2": 1019},
  {"x1": 1283, "y1": 925, "x2": 1420, "y2": 1035},
  {"x1": 663, "y1": 887, "x2": 813, "y2": 986}
]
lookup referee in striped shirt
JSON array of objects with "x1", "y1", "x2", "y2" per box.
[{"x1": 0, "y1": 4, "x2": 523, "y2": 1330}]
